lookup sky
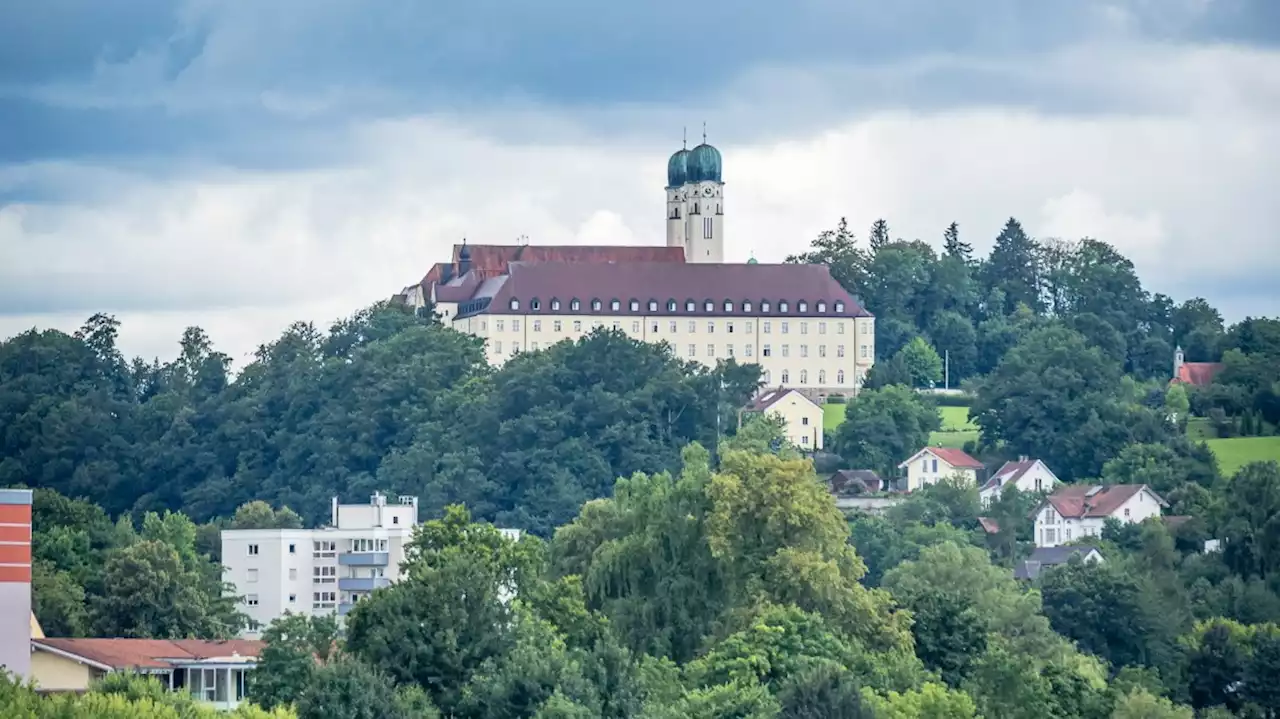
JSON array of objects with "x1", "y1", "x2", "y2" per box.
[{"x1": 2, "y1": 0, "x2": 1278, "y2": 366}]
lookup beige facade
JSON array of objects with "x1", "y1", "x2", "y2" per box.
[
  {"x1": 749, "y1": 389, "x2": 825, "y2": 450},
  {"x1": 454, "y1": 311, "x2": 875, "y2": 394},
  {"x1": 30, "y1": 647, "x2": 102, "y2": 692}
]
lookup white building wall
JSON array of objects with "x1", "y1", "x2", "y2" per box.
[
  {"x1": 1034, "y1": 489, "x2": 1163, "y2": 547},
  {"x1": 458, "y1": 312, "x2": 875, "y2": 393},
  {"x1": 761, "y1": 393, "x2": 824, "y2": 451},
  {"x1": 903, "y1": 453, "x2": 978, "y2": 492}
]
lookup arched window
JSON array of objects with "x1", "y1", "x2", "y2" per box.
[
  {"x1": 817, "y1": 302, "x2": 826, "y2": 313},
  {"x1": 723, "y1": 300, "x2": 733, "y2": 312},
  {"x1": 686, "y1": 300, "x2": 696, "y2": 312},
  {"x1": 591, "y1": 299, "x2": 602, "y2": 311},
  {"x1": 798, "y1": 301, "x2": 808, "y2": 312},
  {"x1": 779, "y1": 301, "x2": 789, "y2": 313},
  {"x1": 668, "y1": 299, "x2": 677, "y2": 312},
  {"x1": 570, "y1": 298, "x2": 581, "y2": 311},
  {"x1": 704, "y1": 300, "x2": 714, "y2": 312},
  {"x1": 763, "y1": 370, "x2": 772, "y2": 384},
  {"x1": 762, "y1": 301, "x2": 771, "y2": 313},
  {"x1": 509, "y1": 298, "x2": 520, "y2": 311},
  {"x1": 743, "y1": 301, "x2": 752, "y2": 312},
  {"x1": 648, "y1": 299, "x2": 658, "y2": 312},
  {"x1": 611, "y1": 299, "x2": 621, "y2": 311},
  {"x1": 530, "y1": 298, "x2": 541, "y2": 311},
  {"x1": 781, "y1": 369, "x2": 790, "y2": 384},
  {"x1": 630, "y1": 299, "x2": 640, "y2": 312},
  {"x1": 834, "y1": 301, "x2": 845, "y2": 313},
  {"x1": 799, "y1": 370, "x2": 808, "y2": 384},
  {"x1": 818, "y1": 370, "x2": 826, "y2": 384},
  {"x1": 837, "y1": 369, "x2": 845, "y2": 384},
  {"x1": 551, "y1": 298, "x2": 561, "y2": 311}
]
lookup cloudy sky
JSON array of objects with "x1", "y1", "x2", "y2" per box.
[{"x1": 2, "y1": 0, "x2": 1278, "y2": 365}]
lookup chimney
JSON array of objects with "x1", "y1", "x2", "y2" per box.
[
  {"x1": 331, "y1": 496, "x2": 339, "y2": 527},
  {"x1": 1019, "y1": 455, "x2": 1029, "y2": 463},
  {"x1": 0, "y1": 489, "x2": 33, "y2": 680}
]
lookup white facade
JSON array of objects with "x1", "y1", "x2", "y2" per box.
[
  {"x1": 454, "y1": 311, "x2": 875, "y2": 394},
  {"x1": 898, "y1": 448, "x2": 982, "y2": 492},
  {"x1": 221, "y1": 493, "x2": 419, "y2": 637},
  {"x1": 667, "y1": 180, "x2": 724, "y2": 263},
  {"x1": 1034, "y1": 485, "x2": 1165, "y2": 548},
  {"x1": 979, "y1": 459, "x2": 1060, "y2": 507},
  {"x1": 750, "y1": 389, "x2": 825, "y2": 450}
]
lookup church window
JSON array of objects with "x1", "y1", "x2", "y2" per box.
[
  {"x1": 570, "y1": 299, "x2": 580, "y2": 311},
  {"x1": 693, "y1": 203, "x2": 700, "y2": 214},
  {"x1": 704, "y1": 300, "x2": 714, "y2": 312},
  {"x1": 723, "y1": 300, "x2": 733, "y2": 312},
  {"x1": 799, "y1": 370, "x2": 808, "y2": 384},
  {"x1": 817, "y1": 302, "x2": 826, "y2": 313},
  {"x1": 591, "y1": 299, "x2": 602, "y2": 311},
  {"x1": 835, "y1": 301, "x2": 845, "y2": 313},
  {"x1": 704, "y1": 218, "x2": 713, "y2": 239},
  {"x1": 743, "y1": 301, "x2": 752, "y2": 312},
  {"x1": 798, "y1": 301, "x2": 808, "y2": 312},
  {"x1": 781, "y1": 370, "x2": 790, "y2": 384},
  {"x1": 509, "y1": 299, "x2": 519, "y2": 310},
  {"x1": 716, "y1": 203, "x2": 721, "y2": 215},
  {"x1": 686, "y1": 300, "x2": 696, "y2": 312},
  {"x1": 819, "y1": 370, "x2": 826, "y2": 384},
  {"x1": 551, "y1": 298, "x2": 561, "y2": 310},
  {"x1": 611, "y1": 299, "x2": 621, "y2": 311},
  {"x1": 530, "y1": 298, "x2": 540, "y2": 311},
  {"x1": 648, "y1": 300, "x2": 658, "y2": 312},
  {"x1": 630, "y1": 299, "x2": 640, "y2": 312},
  {"x1": 837, "y1": 369, "x2": 845, "y2": 384},
  {"x1": 779, "y1": 301, "x2": 789, "y2": 313}
]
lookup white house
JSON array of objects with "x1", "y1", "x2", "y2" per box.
[
  {"x1": 979, "y1": 457, "x2": 1060, "y2": 506},
  {"x1": 745, "y1": 387, "x2": 825, "y2": 450},
  {"x1": 1034, "y1": 484, "x2": 1167, "y2": 548},
  {"x1": 898, "y1": 447, "x2": 984, "y2": 492}
]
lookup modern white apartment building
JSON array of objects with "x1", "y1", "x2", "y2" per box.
[{"x1": 221, "y1": 493, "x2": 421, "y2": 637}]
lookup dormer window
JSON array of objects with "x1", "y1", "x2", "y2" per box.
[
  {"x1": 686, "y1": 300, "x2": 696, "y2": 312},
  {"x1": 630, "y1": 299, "x2": 640, "y2": 312},
  {"x1": 817, "y1": 302, "x2": 826, "y2": 313},
  {"x1": 779, "y1": 301, "x2": 789, "y2": 313},
  {"x1": 667, "y1": 299, "x2": 677, "y2": 312},
  {"x1": 798, "y1": 301, "x2": 808, "y2": 312},
  {"x1": 743, "y1": 301, "x2": 752, "y2": 312},
  {"x1": 530, "y1": 298, "x2": 541, "y2": 311},
  {"x1": 704, "y1": 300, "x2": 714, "y2": 312},
  {"x1": 551, "y1": 299, "x2": 561, "y2": 311},
  {"x1": 762, "y1": 301, "x2": 771, "y2": 313},
  {"x1": 723, "y1": 300, "x2": 733, "y2": 312},
  {"x1": 591, "y1": 299, "x2": 602, "y2": 311},
  {"x1": 571, "y1": 299, "x2": 581, "y2": 311},
  {"x1": 509, "y1": 299, "x2": 520, "y2": 311},
  {"x1": 611, "y1": 299, "x2": 621, "y2": 311},
  {"x1": 648, "y1": 300, "x2": 658, "y2": 312},
  {"x1": 834, "y1": 301, "x2": 844, "y2": 313}
]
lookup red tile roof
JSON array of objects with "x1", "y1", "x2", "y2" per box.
[
  {"x1": 906, "y1": 446, "x2": 983, "y2": 470},
  {"x1": 1044, "y1": 484, "x2": 1165, "y2": 519},
  {"x1": 981, "y1": 458, "x2": 1041, "y2": 492},
  {"x1": 420, "y1": 244, "x2": 687, "y2": 286},
  {"x1": 1174, "y1": 362, "x2": 1225, "y2": 387},
  {"x1": 978, "y1": 517, "x2": 1001, "y2": 534},
  {"x1": 34, "y1": 639, "x2": 264, "y2": 670},
  {"x1": 467, "y1": 261, "x2": 871, "y2": 318}
]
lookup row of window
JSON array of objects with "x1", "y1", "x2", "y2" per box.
[
  {"x1": 246, "y1": 538, "x2": 386, "y2": 557},
  {"x1": 489, "y1": 318, "x2": 872, "y2": 336},
  {"x1": 493, "y1": 339, "x2": 872, "y2": 360},
  {"x1": 510, "y1": 297, "x2": 854, "y2": 315},
  {"x1": 759, "y1": 368, "x2": 849, "y2": 385}
]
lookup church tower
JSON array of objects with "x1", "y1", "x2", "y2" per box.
[{"x1": 665, "y1": 130, "x2": 724, "y2": 263}]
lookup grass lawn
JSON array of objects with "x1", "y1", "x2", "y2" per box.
[
  {"x1": 929, "y1": 430, "x2": 979, "y2": 449},
  {"x1": 823, "y1": 403, "x2": 846, "y2": 431},
  {"x1": 1206, "y1": 436, "x2": 1280, "y2": 477},
  {"x1": 939, "y1": 406, "x2": 977, "y2": 432}
]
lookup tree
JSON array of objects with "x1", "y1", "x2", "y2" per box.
[
  {"x1": 983, "y1": 218, "x2": 1041, "y2": 316},
  {"x1": 786, "y1": 217, "x2": 868, "y2": 296},
  {"x1": 926, "y1": 312, "x2": 977, "y2": 385},
  {"x1": 861, "y1": 683, "x2": 977, "y2": 718},
  {"x1": 250, "y1": 613, "x2": 340, "y2": 710},
  {"x1": 1184, "y1": 619, "x2": 1249, "y2": 712},
  {"x1": 295, "y1": 657, "x2": 439, "y2": 719},
  {"x1": 832, "y1": 386, "x2": 940, "y2": 479},
  {"x1": 1219, "y1": 462, "x2": 1280, "y2": 578},
  {"x1": 895, "y1": 337, "x2": 944, "y2": 388},
  {"x1": 230, "y1": 501, "x2": 304, "y2": 530},
  {"x1": 869, "y1": 219, "x2": 891, "y2": 253},
  {"x1": 776, "y1": 662, "x2": 872, "y2": 719},
  {"x1": 942, "y1": 222, "x2": 971, "y2": 263},
  {"x1": 1110, "y1": 689, "x2": 1193, "y2": 719},
  {"x1": 903, "y1": 589, "x2": 987, "y2": 686},
  {"x1": 1164, "y1": 384, "x2": 1190, "y2": 426},
  {"x1": 1039, "y1": 559, "x2": 1164, "y2": 670}
]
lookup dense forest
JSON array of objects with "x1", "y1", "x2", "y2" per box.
[{"x1": 4, "y1": 216, "x2": 1280, "y2": 717}]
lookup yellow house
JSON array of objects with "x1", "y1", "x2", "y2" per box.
[
  {"x1": 897, "y1": 447, "x2": 984, "y2": 492},
  {"x1": 745, "y1": 388, "x2": 825, "y2": 451}
]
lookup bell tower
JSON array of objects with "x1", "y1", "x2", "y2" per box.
[{"x1": 666, "y1": 127, "x2": 724, "y2": 263}]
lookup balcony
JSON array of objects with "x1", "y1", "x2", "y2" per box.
[
  {"x1": 338, "y1": 576, "x2": 391, "y2": 592},
  {"x1": 338, "y1": 602, "x2": 354, "y2": 616},
  {"x1": 338, "y1": 551, "x2": 389, "y2": 567}
]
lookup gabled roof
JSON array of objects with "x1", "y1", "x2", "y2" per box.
[
  {"x1": 829, "y1": 469, "x2": 884, "y2": 496},
  {"x1": 981, "y1": 458, "x2": 1056, "y2": 493},
  {"x1": 1174, "y1": 362, "x2": 1224, "y2": 386},
  {"x1": 747, "y1": 387, "x2": 820, "y2": 413},
  {"x1": 1042, "y1": 484, "x2": 1167, "y2": 519},
  {"x1": 419, "y1": 244, "x2": 687, "y2": 287},
  {"x1": 1014, "y1": 546, "x2": 1103, "y2": 580},
  {"x1": 978, "y1": 517, "x2": 1001, "y2": 534},
  {"x1": 32, "y1": 639, "x2": 264, "y2": 670},
  {"x1": 899, "y1": 446, "x2": 984, "y2": 470}
]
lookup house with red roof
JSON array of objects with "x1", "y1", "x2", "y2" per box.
[
  {"x1": 1171, "y1": 345, "x2": 1224, "y2": 387},
  {"x1": 1033, "y1": 484, "x2": 1167, "y2": 548},
  {"x1": 979, "y1": 456, "x2": 1060, "y2": 506},
  {"x1": 897, "y1": 447, "x2": 984, "y2": 492},
  {"x1": 30, "y1": 638, "x2": 263, "y2": 709}
]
